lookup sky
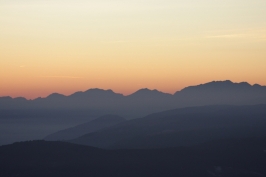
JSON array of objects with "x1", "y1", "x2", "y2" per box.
[{"x1": 1, "y1": 0, "x2": 266, "y2": 99}]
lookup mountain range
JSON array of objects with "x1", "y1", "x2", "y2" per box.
[
  {"x1": 1, "y1": 80, "x2": 266, "y2": 118},
  {"x1": 1, "y1": 80, "x2": 266, "y2": 146},
  {"x1": 2, "y1": 80, "x2": 266, "y2": 176}
]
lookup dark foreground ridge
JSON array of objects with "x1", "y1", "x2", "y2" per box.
[{"x1": 1, "y1": 139, "x2": 266, "y2": 177}]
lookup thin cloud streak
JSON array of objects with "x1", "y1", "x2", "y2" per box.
[
  {"x1": 39, "y1": 76, "x2": 83, "y2": 79},
  {"x1": 205, "y1": 34, "x2": 266, "y2": 41},
  {"x1": 101, "y1": 40, "x2": 133, "y2": 44},
  {"x1": 205, "y1": 34, "x2": 245, "y2": 38},
  {"x1": 204, "y1": 28, "x2": 266, "y2": 40},
  {"x1": 0, "y1": 1, "x2": 182, "y2": 13}
]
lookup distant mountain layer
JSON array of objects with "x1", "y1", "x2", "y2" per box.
[
  {"x1": 1, "y1": 139, "x2": 266, "y2": 177},
  {"x1": 44, "y1": 115, "x2": 126, "y2": 141},
  {"x1": 69, "y1": 104, "x2": 266, "y2": 149},
  {"x1": 1, "y1": 80, "x2": 266, "y2": 118}
]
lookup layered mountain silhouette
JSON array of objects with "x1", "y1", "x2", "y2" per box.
[
  {"x1": 2, "y1": 81, "x2": 266, "y2": 176},
  {"x1": 1, "y1": 80, "x2": 266, "y2": 118},
  {"x1": 1, "y1": 138, "x2": 266, "y2": 177},
  {"x1": 69, "y1": 104, "x2": 266, "y2": 149},
  {"x1": 44, "y1": 115, "x2": 126, "y2": 141}
]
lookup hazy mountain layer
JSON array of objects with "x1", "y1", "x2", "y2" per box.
[
  {"x1": 1, "y1": 80, "x2": 266, "y2": 146},
  {"x1": 70, "y1": 104, "x2": 266, "y2": 149},
  {"x1": 44, "y1": 115, "x2": 126, "y2": 141}
]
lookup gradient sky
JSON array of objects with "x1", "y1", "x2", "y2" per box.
[{"x1": 1, "y1": 0, "x2": 266, "y2": 99}]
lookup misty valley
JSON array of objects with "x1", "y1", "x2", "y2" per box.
[{"x1": 1, "y1": 81, "x2": 266, "y2": 177}]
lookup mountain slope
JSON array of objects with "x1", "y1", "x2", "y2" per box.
[
  {"x1": 44, "y1": 115, "x2": 126, "y2": 141},
  {"x1": 70, "y1": 104, "x2": 266, "y2": 149}
]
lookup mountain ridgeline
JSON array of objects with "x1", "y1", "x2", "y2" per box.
[{"x1": 1, "y1": 80, "x2": 266, "y2": 118}]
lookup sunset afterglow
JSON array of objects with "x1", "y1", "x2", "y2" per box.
[{"x1": 1, "y1": 0, "x2": 266, "y2": 99}]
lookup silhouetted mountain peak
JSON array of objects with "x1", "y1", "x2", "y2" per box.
[
  {"x1": 200, "y1": 80, "x2": 234, "y2": 86},
  {"x1": 85, "y1": 88, "x2": 114, "y2": 93},
  {"x1": 0, "y1": 96, "x2": 13, "y2": 100},
  {"x1": 253, "y1": 84, "x2": 262, "y2": 87},
  {"x1": 70, "y1": 88, "x2": 123, "y2": 98},
  {"x1": 208, "y1": 80, "x2": 233, "y2": 84},
  {"x1": 135, "y1": 88, "x2": 155, "y2": 93},
  {"x1": 203, "y1": 80, "x2": 254, "y2": 87},
  {"x1": 129, "y1": 88, "x2": 170, "y2": 97},
  {"x1": 14, "y1": 97, "x2": 27, "y2": 101},
  {"x1": 47, "y1": 93, "x2": 66, "y2": 99},
  {"x1": 239, "y1": 82, "x2": 251, "y2": 86},
  {"x1": 177, "y1": 80, "x2": 256, "y2": 94}
]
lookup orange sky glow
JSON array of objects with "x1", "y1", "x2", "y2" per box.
[{"x1": 1, "y1": 0, "x2": 266, "y2": 99}]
